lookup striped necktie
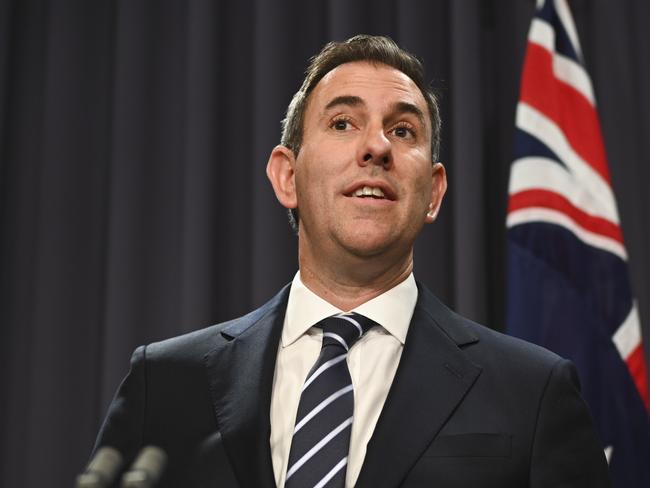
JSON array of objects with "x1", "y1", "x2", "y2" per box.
[{"x1": 285, "y1": 312, "x2": 376, "y2": 488}]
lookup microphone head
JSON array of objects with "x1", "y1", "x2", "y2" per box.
[
  {"x1": 76, "y1": 446, "x2": 123, "y2": 488},
  {"x1": 121, "y1": 446, "x2": 167, "y2": 487}
]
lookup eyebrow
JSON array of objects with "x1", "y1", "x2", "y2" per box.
[
  {"x1": 324, "y1": 95, "x2": 364, "y2": 111},
  {"x1": 323, "y1": 96, "x2": 426, "y2": 127},
  {"x1": 393, "y1": 101, "x2": 426, "y2": 127}
]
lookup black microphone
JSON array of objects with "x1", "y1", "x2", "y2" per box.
[
  {"x1": 76, "y1": 446, "x2": 124, "y2": 488},
  {"x1": 120, "y1": 446, "x2": 167, "y2": 488}
]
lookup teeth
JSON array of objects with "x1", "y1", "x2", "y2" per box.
[{"x1": 353, "y1": 186, "x2": 385, "y2": 198}]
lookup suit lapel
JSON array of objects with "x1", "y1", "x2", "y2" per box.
[
  {"x1": 204, "y1": 286, "x2": 289, "y2": 488},
  {"x1": 356, "y1": 285, "x2": 482, "y2": 488}
]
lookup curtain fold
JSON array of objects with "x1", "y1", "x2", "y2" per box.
[{"x1": 1, "y1": 1, "x2": 648, "y2": 485}]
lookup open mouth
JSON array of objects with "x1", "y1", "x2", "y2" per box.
[
  {"x1": 353, "y1": 186, "x2": 387, "y2": 199},
  {"x1": 345, "y1": 183, "x2": 396, "y2": 201}
]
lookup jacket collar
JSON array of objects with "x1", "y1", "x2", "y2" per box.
[
  {"x1": 204, "y1": 284, "x2": 290, "y2": 488},
  {"x1": 355, "y1": 283, "x2": 481, "y2": 487},
  {"x1": 204, "y1": 282, "x2": 482, "y2": 488}
]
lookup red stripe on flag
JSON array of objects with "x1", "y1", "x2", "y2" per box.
[
  {"x1": 508, "y1": 189, "x2": 623, "y2": 243},
  {"x1": 520, "y1": 42, "x2": 611, "y2": 183},
  {"x1": 626, "y1": 343, "x2": 650, "y2": 411}
]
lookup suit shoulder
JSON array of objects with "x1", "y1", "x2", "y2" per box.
[
  {"x1": 417, "y1": 283, "x2": 564, "y2": 372},
  {"x1": 454, "y1": 316, "x2": 577, "y2": 398},
  {"x1": 466, "y1": 318, "x2": 562, "y2": 366},
  {"x1": 435, "y1": 307, "x2": 581, "y2": 408}
]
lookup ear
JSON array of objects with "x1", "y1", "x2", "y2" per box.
[
  {"x1": 266, "y1": 145, "x2": 298, "y2": 209},
  {"x1": 425, "y1": 162, "x2": 447, "y2": 223}
]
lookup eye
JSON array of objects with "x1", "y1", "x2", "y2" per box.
[
  {"x1": 333, "y1": 120, "x2": 349, "y2": 130},
  {"x1": 391, "y1": 123, "x2": 416, "y2": 139},
  {"x1": 329, "y1": 116, "x2": 353, "y2": 131}
]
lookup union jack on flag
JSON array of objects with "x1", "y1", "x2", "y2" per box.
[{"x1": 506, "y1": 0, "x2": 650, "y2": 485}]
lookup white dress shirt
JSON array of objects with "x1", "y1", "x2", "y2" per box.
[{"x1": 270, "y1": 271, "x2": 418, "y2": 487}]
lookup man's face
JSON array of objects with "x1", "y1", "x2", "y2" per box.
[{"x1": 284, "y1": 61, "x2": 446, "y2": 262}]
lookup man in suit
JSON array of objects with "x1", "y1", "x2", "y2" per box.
[{"x1": 93, "y1": 35, "x2": 611, "y2": 487}]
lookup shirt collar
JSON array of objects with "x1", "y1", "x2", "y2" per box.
[{"x1": 282, "y1": 271, "x2": 418, "y2": 347}]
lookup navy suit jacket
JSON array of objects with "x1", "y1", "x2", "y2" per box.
[{"x1": 94, "y1": 283, "x2": 611, "y2": 487}]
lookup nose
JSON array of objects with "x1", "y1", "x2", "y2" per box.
[{"x1": 358, "y1": 126, "x2": 392, "y2": 169}]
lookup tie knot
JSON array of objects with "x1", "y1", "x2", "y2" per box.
[{"x1": 318, "y1": 312, "x2": 376, "y2": 352}]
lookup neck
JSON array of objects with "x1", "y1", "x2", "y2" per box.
[{"x1": 298, "y1": 247, "x2": 414, "y2": 311}]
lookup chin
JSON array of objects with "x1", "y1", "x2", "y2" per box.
[{"x1": 337, "y1": 231, "x2": 398, "y2": 258}]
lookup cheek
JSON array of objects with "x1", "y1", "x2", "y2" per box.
[
  {"x1": 419, "y1": 180, "x2": 434, "y2": 205},
  {"x1": 294, "y1": 163, "x2": 332, "y2": 211},
  {"x1": 402, "y1": 167, "x2": 433, "y2": 205},
  {"x1": 297, "y1": 155, "x2": 341, "y2": 194}
]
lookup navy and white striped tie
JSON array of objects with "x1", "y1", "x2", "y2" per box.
[{"x1": 285, "y1": 312, "x2": 376, "y2": 488}]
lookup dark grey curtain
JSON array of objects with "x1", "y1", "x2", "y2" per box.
[{"x1": 1, "y1": 0, "x2": 648, "y2": 486}]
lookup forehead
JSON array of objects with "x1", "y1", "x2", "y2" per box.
[{"x1": 307, "y1": 61, "x2": 429, "y2": 120}]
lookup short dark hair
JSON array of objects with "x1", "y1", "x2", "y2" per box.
[{"x1": 281, "y1": 34, "x2": 441, "y2": 232}]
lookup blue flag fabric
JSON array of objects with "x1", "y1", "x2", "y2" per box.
[{"x1": 506, "y1": 1, "x2": 650, "y2": 486}]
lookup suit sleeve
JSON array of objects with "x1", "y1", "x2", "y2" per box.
[
  {"x1": 530, "y1": 358, "x2": 611, "y2": 487},
  {"x1": 92, "y1": 345, "x2": 147, "y2": 466}
]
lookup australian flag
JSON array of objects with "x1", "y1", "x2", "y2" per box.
[{"x1": 506, "y1": 0, "x2": 650, "y2": 485}]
